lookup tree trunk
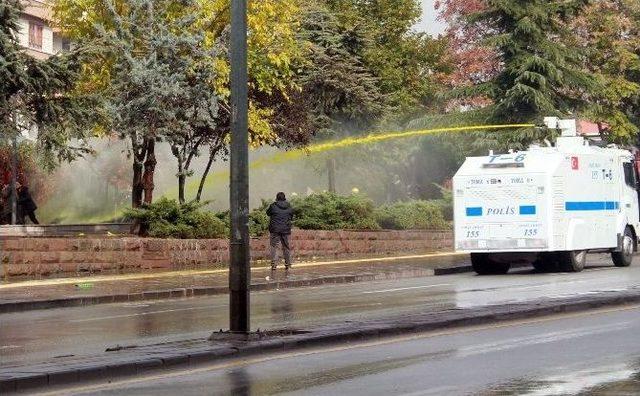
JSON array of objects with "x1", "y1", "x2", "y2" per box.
[
  {"x1": 135, "y1": 138, "x2": 156, "y2": 237},
  {"x1": 196, "y1": 147, "x2": 217, "y2": 202},
  {"x1": 131, "y1": 133, "x2": 146, "y2": 209},
  {"x1": 132, "y1": 161, "x2": 144, "y2": 208},
  {"x1": 178, "y1": 174, "x2": 186, "y2": 204},
  {"x1": 130, "y1": 137, "x2": 146, "y2": 235},
  {"x1": 142, "y1": 138, "x2": 156, "y2": 205},
  {"x1": 176, "y1": 151, "x2": 186, "y2": 204}
]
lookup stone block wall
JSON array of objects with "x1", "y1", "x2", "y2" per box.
[{"x1": 0, "y1": 229, "x2": 453, "y2": 278}]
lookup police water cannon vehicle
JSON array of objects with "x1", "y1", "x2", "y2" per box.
[{"x1": 453, "y1": 117, "x2": 640, "y2": 275}]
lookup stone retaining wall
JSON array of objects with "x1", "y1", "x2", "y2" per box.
[{"x1": 0, "y1": 229, "x2": 453, "y2": 278}]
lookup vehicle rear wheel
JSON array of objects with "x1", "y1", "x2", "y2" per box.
[
  {"x1": 471, "y1": 253, "x2": 511, "y2": 275},
  {"x1": 559, "y1": 250, "x2": 586, "y2": 272},
  {"x1": 612, "y1": 227, "x2": 635, "y2": 267}
]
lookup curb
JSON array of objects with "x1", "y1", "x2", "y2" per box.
[
  {"x1": 2, "y1": 288, "x2": 640, "y2": 392},
  {"x1": 0, "y1": 264, "x2": 470, "y2": 313}
]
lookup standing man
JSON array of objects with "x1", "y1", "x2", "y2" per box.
[
  {"x1": 0, "y1": 184, "x2": 11, "y2": 224},
  {"x1": 266, "y1": 192, "x2": 293, "y2": 270},
  {"x1": 16, "y1": 182, "x2": 39, "y2": 224}
]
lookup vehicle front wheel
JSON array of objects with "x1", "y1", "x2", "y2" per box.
[
  {"x1": 612, "y1": 227, "x2": 635, "y2": 267},
  {"x1": 471, "y1": 253, "x2": 510, "y2": 275},
  {"x1": 559, "y1": 250, "x2": 586, "y2": 272}
]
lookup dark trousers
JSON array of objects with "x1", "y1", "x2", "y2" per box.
[
  {"x1": 270, "y1": 232, "x2": 291, "y2": 267},
  {"x1": 18, "y1": 210, "x2": 39, "y2": 225}
]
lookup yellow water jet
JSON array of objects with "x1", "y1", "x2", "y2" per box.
[{"x1": 181, "y1": 123, "x2": 536, "y2": 197}]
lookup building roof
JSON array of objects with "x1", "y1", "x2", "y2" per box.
[{"x1": 21, "y1": 0, "x2": 52, "y2": 22}]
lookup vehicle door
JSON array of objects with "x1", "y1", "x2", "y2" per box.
[{"x1": 622, "y1": 159, "x2": 640, "y2": 226}]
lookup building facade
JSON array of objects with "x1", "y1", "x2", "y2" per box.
[{"x1": 17, "y1": 0, "x2": 69, "y2": 60}]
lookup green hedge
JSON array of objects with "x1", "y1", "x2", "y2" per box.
[
  {"x1": 374, "y1": 200, "x2": 448, "y2": 230},
  {"x1": 126, "y1": 193, "x2": 450, "y2": 239},
  {"x1": 291, "y1": 192, "x2": 380, "y2": 231},
  {"x1": 215, "y1": 200, "x2": 271, "y2": 238},
  {"x1": 124, "y1": 198, "x2": 227, "y2": 239}
]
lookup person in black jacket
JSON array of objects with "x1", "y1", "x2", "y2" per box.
[
  {"x1": 16, "y1": 183, "x2": 39, "y2": 225},
  {"x1": 0, "y1": 184, "x2": 9, "y2": 224},
  {"x1": 266, "y1": 192, "x2": 293, "y2": 270}
]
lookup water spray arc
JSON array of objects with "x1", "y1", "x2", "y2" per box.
[
  {"x1": 255, "y1": 123, "x2": 536, "y2": 167},
  {"x1": 180, "y1": 123, "x2": 536, "y2": 198}
]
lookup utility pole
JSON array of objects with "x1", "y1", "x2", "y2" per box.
[
  {"x1": 327, "y1": 158, "x2": 336, "y2": 193},
  {"x1": 10, "y1": 136, "x2": 18, "y2": 225},
  {"x1": 229, "y1": 0, "x2": 250, "y2": 333}
]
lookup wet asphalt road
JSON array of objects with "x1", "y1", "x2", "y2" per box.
[
  {"x1": 2, "y1": 254, "x2": 640, "y2": 367},
  {"x1": 44, "y1": 304, "x2": 640, "y2": 396}
]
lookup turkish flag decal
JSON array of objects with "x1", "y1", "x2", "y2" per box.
[{"x1": 571, "y1": 156, "x2": 579, "y2": 170}]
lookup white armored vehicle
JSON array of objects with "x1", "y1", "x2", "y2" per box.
[{"x1": 453, "y1": 118, "x2": 640, "y2": 274}]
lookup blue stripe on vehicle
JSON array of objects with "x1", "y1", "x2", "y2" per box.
[
  {"x1": 565, "y1": 201, "x2": 619, "y2": 211},
  {"x1": 605, "y1": 201, "x2": 619, "y2": 210},
  {"x1": 519, "y1": 205, "x2": 536, "y2": 215},
  {"x1": 466, "y1": 207, "x2": 483, "y2": 217}
]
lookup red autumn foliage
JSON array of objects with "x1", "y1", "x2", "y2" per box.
[
  {"x1": 434, "y1": 0, "x2": 498, "y2": 108},
  {"x1": 0, "y1": 147, "x2": 53, "y2": 205}
]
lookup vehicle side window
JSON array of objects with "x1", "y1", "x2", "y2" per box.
[{"x1": 623, "y1": 162, "x2": 636, "y2": 188}]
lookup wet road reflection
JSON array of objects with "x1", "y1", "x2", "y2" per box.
[
  {"x1": 2, "y1": 254, "x2": 640, "y2": 367},
  {"x1": 228, "y1": 367, "x2": 252, "y2": 396},
  {"x1": 483, "y1": 363, "x2": 637, "y2": 395},
  {"x1": 54, "y1": 304, "x2": 640, "y2": 395},
  {"x1": 270, "y1": 292, "x2": 294, "y2": 326}
]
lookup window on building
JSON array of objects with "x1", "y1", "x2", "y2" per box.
[
  {"x1": 28, "y1": 22, "x2": 43, "y2": 49},
  {"x1": 61, "y1": 39, "x2": 71, "y2": 52}
]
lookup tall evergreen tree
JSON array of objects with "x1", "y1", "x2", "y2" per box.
[
  {"x1": 0, "y1": 0, "x2": 97, "y2": 166},
  {"x1": 324, "y1": 0, "x2": 451, "y2": 118},
  {"x1": 298, "y1": 5, "x2": 385, "y2": 135},
  {"x1": 462, "y1": 0, "x2": 594, "y2": 123}
]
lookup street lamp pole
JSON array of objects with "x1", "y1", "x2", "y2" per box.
[
  {"x1": 229, "y1": 0, "x2": 250, "y2": 333},
  {"x1": 10, "y1": 136, "x2": 18, "y2": 225}
]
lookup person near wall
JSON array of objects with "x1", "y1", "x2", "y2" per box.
[
  {"x1": 16, "y1": 182, "x2": 39, "y2": 225},
  {"x1": 266, "y1": 192, "x2": 294, "y2": 271},
  {"x1": 0, "y1": 184, "x2": 11, "y2": 224}
]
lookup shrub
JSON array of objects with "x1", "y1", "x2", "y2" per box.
[
  {"x1": 432, "y1": 184, "x2": 453, "y2": 221},
  {"x1": 248, "y1": 199, "x2": 271, "y2": 237},
  {"x1": 374, "y1": 200, "x2": 448, "y2": 230},
  {"x1": 125, "y1": 193, "x2": 452, "y2": 239},
  {"x1": 214, "y1": 200, "x2": 270, "y2": 237},
  {"x1": 124, "y1": 198, "x2": 227, "y2": 239},
  {"x1": 291, "y1": 192, "x2": 380, "y2": 230},
  {"x1": 431, "y1": 199, "x2": 453, "y2": 222}
]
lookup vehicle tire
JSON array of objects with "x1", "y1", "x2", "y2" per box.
[
  {"x1": 559, "y1": 250, "x2": 586, "y2": 272},
  {"x1": 471, "y1": 253, "x2": 511, "y2": 275},
  {"x1": 612, "y1": 227, "x2": 635, "y2": 267}
]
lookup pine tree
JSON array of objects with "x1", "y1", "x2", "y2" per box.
[
  {"x1": 462, "y1": 0, "x2": 595, "y2": 123},
  {"x1": 298, "y1": 5, "x2": 385, "y2": 135},
  {"x1": 0, "y1": 0, "x2": 97, "y2": 166},
  {"x1": 325, "y1": 0, "x2": 451, "y2": 117}
]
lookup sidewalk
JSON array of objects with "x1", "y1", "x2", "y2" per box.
[{"x1": 0, "y1": 252, "x2": 469, "y2": 312}]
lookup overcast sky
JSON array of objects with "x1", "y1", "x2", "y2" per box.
[{"x1": 415, "y1": 0, "x2": 447, "y2": 36}]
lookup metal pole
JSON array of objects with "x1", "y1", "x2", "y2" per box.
[
  {"x1": 327, "y1": 158, "x2": 336, "y2": 193},
  {"x1": 229, "y1": 0, "x2": 250, "y2": 333},
  {"x1": 10, "y1": 136, "x2": 18, "y2": 225}
]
